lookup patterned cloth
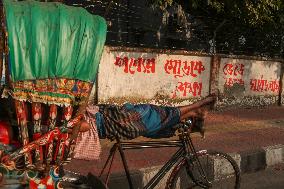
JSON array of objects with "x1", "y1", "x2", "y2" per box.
[
  {"x1": 2, "y1": 78, "x2": 92, "y2": 106},
  {"x1": 74, "y1": 106, "x2": 101, "y2": 160}
]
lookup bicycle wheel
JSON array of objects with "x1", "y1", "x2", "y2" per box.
[{"x1": 168, "y1": 150, "x2": 240, "y2": 189}]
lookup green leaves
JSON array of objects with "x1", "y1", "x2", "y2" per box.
[{"x1": 146, "y1": 0, "x2": 283, "y2": 27}]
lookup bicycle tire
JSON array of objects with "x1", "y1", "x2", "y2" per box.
[{"x1": 167, "y1": 150, "x2": 241, "y2": 189}]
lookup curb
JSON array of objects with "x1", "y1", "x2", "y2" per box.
[
  {"x1": 106, "y1": 144, "x2": 284, "y2": 189},
  {"x1": 2, "y1": 144, "x2": 283, "y2": 188}
]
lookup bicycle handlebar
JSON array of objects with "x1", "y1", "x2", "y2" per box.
[{"x1": 180, "y1": 117, "x2": 205, "y2": 138}]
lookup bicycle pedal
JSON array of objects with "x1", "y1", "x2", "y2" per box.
[{"x1": 62, "y1": 170, "x2": 87, "y2": 184}]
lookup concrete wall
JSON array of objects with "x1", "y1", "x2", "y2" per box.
[
  {"x1": 96, "y1": 47, "x2": 284, "y2": 108},
  {"x1": 98, "y1": 47, "x2": 211, "y2": 106},
  {"x1": 217, "y1": 58, "x2": 282, "y2": 108}
]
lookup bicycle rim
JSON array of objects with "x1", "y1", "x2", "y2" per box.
[{"x1": 168, "y1": 150, "x2": 241, "y2": 189}]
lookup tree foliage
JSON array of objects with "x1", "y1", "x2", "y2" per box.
[
  {"x1": 147, "y1": 0, "x2": 284, "y2": 27},
  {"x1": 208, "y1": 0, "x2": 283, "y2": 27},
  {"x1": 146, "y1": 0, "x2": 173, "y2": 10}
]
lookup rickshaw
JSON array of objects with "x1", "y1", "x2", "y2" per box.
[{"x1": 0, "y1": 0, "x2": 107, "y2": 188}]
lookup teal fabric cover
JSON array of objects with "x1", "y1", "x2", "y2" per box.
[{"x1": 3, "y1": 0, "x2": 107, "y2": 82}]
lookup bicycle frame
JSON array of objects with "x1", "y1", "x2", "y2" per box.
[{"x1": 99, "y1": 128, "x2": 201, "y2": 189}]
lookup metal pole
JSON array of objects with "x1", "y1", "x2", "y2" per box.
[{"x1": 117, "y1": 138, "x2": 134, "y2": 189}]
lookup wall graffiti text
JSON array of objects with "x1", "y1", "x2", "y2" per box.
[
  {"x1": 114, "y1": 56, "x2": 156, "y2": 74},
  {"x1": 250, "y1": 76, "x2": 279, "y2": 93},
  {"x1": 164, "y1": 60, "x2": 205, "y2": 78},
  {"x1": 223, "y1": 63, "x2": 245, "y2": 87},
  {"x1": 172, "y1": 81, "x2": 202, "y2": 98}
]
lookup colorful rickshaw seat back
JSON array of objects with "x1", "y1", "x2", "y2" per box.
[{"x1": 1, "y1": 1, "x2": 107, "y2": 188}]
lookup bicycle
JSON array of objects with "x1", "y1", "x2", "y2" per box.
[{"x1": 62, "y1": 118, "x2": 241, "y2": 189}]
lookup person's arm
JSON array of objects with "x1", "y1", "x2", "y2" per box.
[
  {"x1": 187, "y1": 95, "x2": 216, "y2": 110},
  {"x1": 76, "y1": 104, "x2": 99, "y2": 132}
]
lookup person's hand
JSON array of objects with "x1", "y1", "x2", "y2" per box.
[
  {"x1": 78, "y1": 120, "x2": 91, "y2": 132},
  {"x1": 202, "y1": 93, "x2": 216, "y2": 105},
  {"x1": 67, "y1": 119, "x2": 91, "y2": 133},
  {"x1": 208, "y1": 93, "x2": 217, "y2": 102}
]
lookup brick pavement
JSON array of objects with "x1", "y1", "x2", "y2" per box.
[{"x1": 65, "y1": 106, "x2": 284, "y2": 176}]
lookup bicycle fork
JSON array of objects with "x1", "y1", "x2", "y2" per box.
[{"x1": 184, "y1": 135, "x2": 213, "y2": 188}]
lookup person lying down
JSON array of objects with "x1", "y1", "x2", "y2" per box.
[{"x1": 73, "y1": 96, "x2": 216, "y2": 160}]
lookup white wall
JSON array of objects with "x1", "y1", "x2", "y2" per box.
[
  {"x1": 98, "y1": 48, "x2": 212, "y2": 105},
  {"x1": 218, "y1": 58, "x2": 281, "y2": 107},
  {"x1": 95, "y1": 47, "x2": 283, "y2": 107}
]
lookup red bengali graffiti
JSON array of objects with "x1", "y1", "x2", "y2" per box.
[
  {"x1": 114, "y1": 56, "x2": 155, "y2": 74},
  {"x1": 164, "y1": 60, "x2": 205, "y2": 78},
  {"x1": 250, "y1": 76, "x2": 280, "y2": 93},
  {"x1": 225, "y1": 78, "x2": 245, "y2": 87},
  {"x1": 172, "y1": 81, "x2": 202, "y2": 98},
  {"x1": 223, "y1": 63, "x2": 245, "y2": 87},
  {"x1": 223, "y1": 63, "x2": 244, "y2": 76}
]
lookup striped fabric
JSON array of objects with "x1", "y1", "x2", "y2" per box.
[{"x1": 97, "y1": 103, "x2": 181, "y2": 139}]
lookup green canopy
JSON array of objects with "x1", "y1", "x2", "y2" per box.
[{"x1": 3, "y1": 0, "x2": 107, "y2": 83}]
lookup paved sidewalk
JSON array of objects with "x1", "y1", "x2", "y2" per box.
[{"x1": 65, "y1": 105, "x2": 284, "y2": 187}]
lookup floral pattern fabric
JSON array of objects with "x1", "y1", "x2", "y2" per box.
[{"x1": 3, "y1": 78, "x2": 92, "y2": 106}]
